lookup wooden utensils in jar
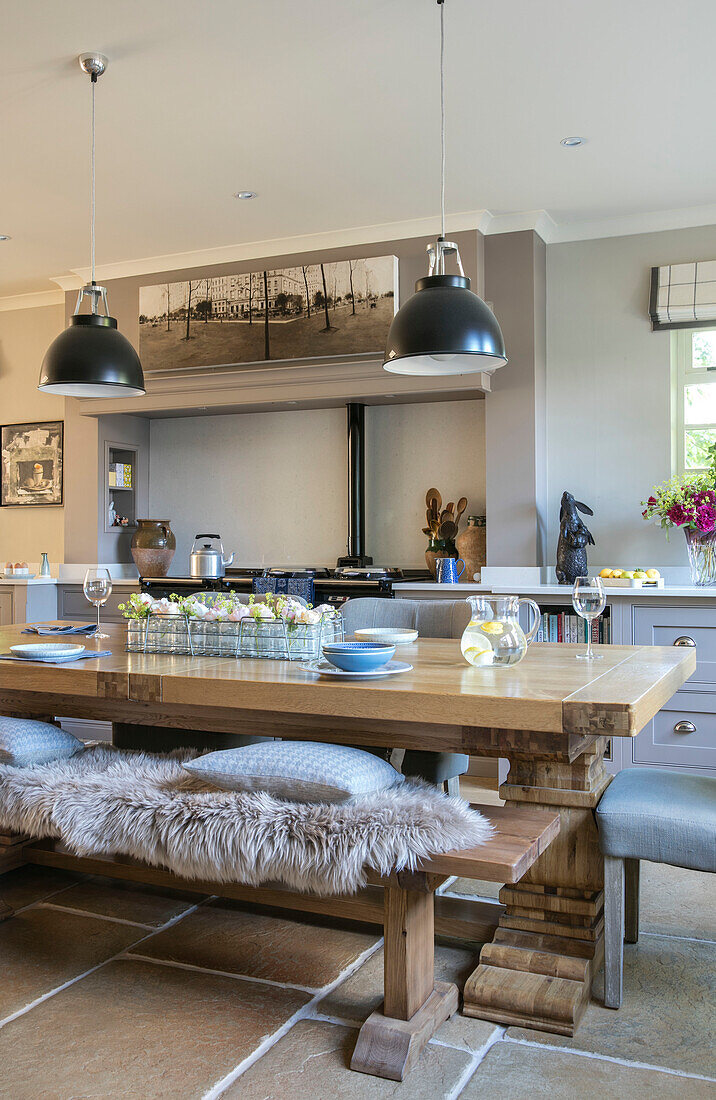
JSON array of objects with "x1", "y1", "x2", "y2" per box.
[{"x1": 424, "y1": 488, "x2": 472, "y2": 576}]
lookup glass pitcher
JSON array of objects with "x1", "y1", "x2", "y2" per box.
[{"x1": 461, "y1": 595, "x2": 541, "y2": 668}]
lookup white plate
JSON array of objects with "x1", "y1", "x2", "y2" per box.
[
  {"x1": 10, "y1": 643, "x2": 86, "y2": 660},
  {"x1": 300, "y1": 658, "x2": 413, "y2": 680},
  {"x1": 3, "y1": 573, "x2": 36, "y2": 580},
  {"x1": 354, "y1": 627, "x2": 419, "y2": 645}
]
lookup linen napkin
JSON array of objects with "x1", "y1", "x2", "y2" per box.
[
  {"x1": 22, "y1": 624, "x2": 98, "y2": 636},
  {"x1": 0, "y1": 650, "x2": 113, "y2": 664}
]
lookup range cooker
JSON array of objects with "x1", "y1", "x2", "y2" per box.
[{"x1": 140, "y1": 566, "x2": 432, "y2": 607}]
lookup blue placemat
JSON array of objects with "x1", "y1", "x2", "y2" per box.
[{"x1": 22, "y1": 624, "x2": 98, "y2": 636}]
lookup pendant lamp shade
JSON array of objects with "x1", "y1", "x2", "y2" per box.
[
  {"x1": 39, "y1": 53, "x2": 145, "y2": 398},
  {"x1": 39, "y1": 310, "x2": 145, "y2": 397},
  {"x1": 383, "y1": 1, "x2": 508, "y2": 377},
  {"x1": 383, "y1": 273, "x2": 506, "y2": 376}
]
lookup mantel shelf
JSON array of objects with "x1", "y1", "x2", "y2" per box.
[{"x1": 77, "y1": 353, "x2": 491, "y2": 418}]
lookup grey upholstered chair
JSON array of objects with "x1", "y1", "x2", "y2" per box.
[
  {"x1": 341, "y1": 597, "x2": 471, "y2": 794},
  {"x1": 596, "y1": 767, "x2": 716, "y2": 1009}
]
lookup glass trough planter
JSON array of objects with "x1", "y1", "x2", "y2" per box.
[{"x1": 126, "y1": 612, "x2": 344, "y2": 661}]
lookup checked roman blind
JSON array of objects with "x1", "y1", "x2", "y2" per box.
[{"x1": 650, "y1": 262, "x2": 716, "y2": 331}]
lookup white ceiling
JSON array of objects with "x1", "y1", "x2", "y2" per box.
[{"x1": 2, "y1": 0, "x2": 716, "y2": 299}]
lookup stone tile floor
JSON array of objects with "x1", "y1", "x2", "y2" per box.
[{"x1": 0, "y1": 861, "x2": 713, "y2": 1099}]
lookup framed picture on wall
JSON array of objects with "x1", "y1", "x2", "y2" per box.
[
  {"x1": 138, "y1": 254, "x2": 399, "y2": 373},
  {"x1": 1, "y1": 421, "x2": 64, "y2": 506}
]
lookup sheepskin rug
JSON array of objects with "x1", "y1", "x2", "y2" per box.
[{"x1": 0, "y1": 745, "x2": 493, "y2": 896}]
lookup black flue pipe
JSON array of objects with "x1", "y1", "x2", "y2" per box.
[{"x1": 337, "y1": 402, "x2": 373, "y2": 567}]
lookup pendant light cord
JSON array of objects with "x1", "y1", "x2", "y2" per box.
[
  {"x1": 439, "y1": 0, "x2": 445, "y2": 242},
  {"x1": 90, "y1": 73, "x2": 96, "y2": 289}
]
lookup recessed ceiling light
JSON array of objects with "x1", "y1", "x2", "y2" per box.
[
  {"x1": 560, "y1": 136, "x2": 585, "y2": 147},
  {"x1": 0, "y1": 235, "x2": 11, "y2": 241},
  {"x1": 234, "y1": 191, "x2": 257, "y2": 200}
]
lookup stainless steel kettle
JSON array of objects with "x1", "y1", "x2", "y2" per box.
[{"x1": 189, "y1": 534, "x2": 235, "y2": 578}]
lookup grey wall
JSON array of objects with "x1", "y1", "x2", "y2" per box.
[
  {"x1": 148, "y1": 399, "x2": 486, "y2": 569},
  {"x1": 97, "y1": 414, "x2": 150, "y2": 563},
  {"x1": 484, "y1": 231, "x2": 547, "y2": 565},
  {"x1": 547, "y1": 224, "x2": 716, "y2": 567}
]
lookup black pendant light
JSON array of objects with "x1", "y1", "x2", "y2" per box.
[
  {"x1": 39, "y1": 53, "x2": 145, "y2": 397},
  {"x1": 383, "y1": 0, "x2": 507, "y2": 377}
]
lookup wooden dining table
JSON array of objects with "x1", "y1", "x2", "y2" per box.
[{"x1": 0, "y1": 622, "x2": 695, "y2": 1036}]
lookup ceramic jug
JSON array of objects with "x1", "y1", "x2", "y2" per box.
[
  {"x1": 461, "y1": 595, "x2": 541, "y2": 668},
  {"x1": 435, "y1": 557, "x2": 465, "y2": 584}
]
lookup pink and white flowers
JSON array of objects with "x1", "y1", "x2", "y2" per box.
[
  {"x1": 249, "y1": 601, "x2": 276, "y2": 621},
  {"x1": 120, "y1": 588, "x2": 338, "y2": 629}
]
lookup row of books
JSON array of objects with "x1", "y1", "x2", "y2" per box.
[
  {"x1": 108, "y1": 462, "x2": 133, "y2": 487},
  {"x1": 537, "y1": 611, "x2": 611, "y2": 645}
]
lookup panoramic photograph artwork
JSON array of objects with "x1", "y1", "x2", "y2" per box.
[{"x1": 138, "y1": 255, "x2": 398, "y2": 372}]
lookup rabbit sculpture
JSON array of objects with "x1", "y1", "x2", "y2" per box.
[{"x1": 556, "y1": 492, "x2": 595, "y2": 585}]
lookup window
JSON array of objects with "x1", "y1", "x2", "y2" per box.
[{"x1": 673, "y1": 329, "x2": 716, "y2": 473}]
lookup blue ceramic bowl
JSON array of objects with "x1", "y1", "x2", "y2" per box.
[{"x1": 322, "y1": 641, "x2": 396, "y2": 672}]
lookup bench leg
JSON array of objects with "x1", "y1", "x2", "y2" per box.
[
  {"x1": 603, "y1": 855, "x2": 624, "y2": 1009},
  {"x1": 351, "y1": 875, "x2": 458, "y2": 1081},
  {"x1": 463, "y1": 736, "x2": 611, "y2": 1035},
  {"x1": 624, "y1": 858, "x2": 639, "y2": 944}
]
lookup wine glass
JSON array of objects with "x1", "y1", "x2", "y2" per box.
[
  {"x1": 572, "y1": 576, "x2": 606, "y2": 660},
  {"x1": 83, "y1": 568, "x2": 112, "y2": 640}
]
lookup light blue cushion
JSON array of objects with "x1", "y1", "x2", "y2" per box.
[
  {"x1": 0, "y1": 717, "x2": 84, "y2": 768},
  {"x1": 596, "y1": 767, "x2": 716, "y2": 872},
  {"x1": 182, "y1": 740, "x2": 405, "y2": 803}
]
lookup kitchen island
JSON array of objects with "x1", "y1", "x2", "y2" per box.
[{"x1": 0, "y1": 622, "x2": 694, "y2": 1036}]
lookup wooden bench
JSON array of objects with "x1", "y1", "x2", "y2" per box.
[{"x1": 0, "y1": 802, "x2": 559, "y2": 1082}]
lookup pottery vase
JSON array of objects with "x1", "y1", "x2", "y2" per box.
[
  {"x1": 455, "y1": 516, "x2": 486, "y2": 583},
  {"x1": 131, "y1": 519, "x2": 176, "y2": 578}
]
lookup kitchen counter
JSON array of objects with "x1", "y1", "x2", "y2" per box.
[
  {"x1": 0, "y1": 577, "x2": 140, "y2": 588},
  {"x1": 393, "y1": 581, "x2": 716, "y2": 599},
  {"x1": 0, "y1": 577, "x2": 58, "y2": 586}
]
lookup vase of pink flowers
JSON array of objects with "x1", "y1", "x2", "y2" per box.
[{"x1": 642, "y1": 464, "x2": 716, "y2": 585}]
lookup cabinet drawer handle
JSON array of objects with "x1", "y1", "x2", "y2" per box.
[
  {"x1": 673, "y1": 636, "x2": 696, "y2": 647},
  {"x1": 673, "y1": 720, "x2": 696, "y2": 735}
]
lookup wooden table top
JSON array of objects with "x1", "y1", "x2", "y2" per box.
[{"x1": 0, "y1": 622, "x2": 695, "y2": 737}]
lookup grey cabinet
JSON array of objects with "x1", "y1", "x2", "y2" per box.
[
  {"x1": 58, "y1": 585, "x2": 138, "y2": 623},
  {"x1": 0, "y1": 584, "x2": 57, "y2": 625},
  {"x1": 633, "y1": 605, "x2": 716, "y2": 688},
  {"x1": 633, "y1": 691, "x2": 716, "y2": 771},
  {"x1": 632, "y1": 605, "x2": 716, "y2": 774},
  {"x1": 0, "y1": 590, "x2": 13, "y2": 625}
]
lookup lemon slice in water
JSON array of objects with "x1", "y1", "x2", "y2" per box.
[{"x1": 463, "y1": 639, "x2": 493, "y2": 667}]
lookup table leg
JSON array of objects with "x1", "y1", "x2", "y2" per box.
[
  {"x1": 351, "y1": 873, "x2": 458, "y2": 1081},
  {"x1": 462, "y1": 736, "x2": 611, "y2": 1036}
]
